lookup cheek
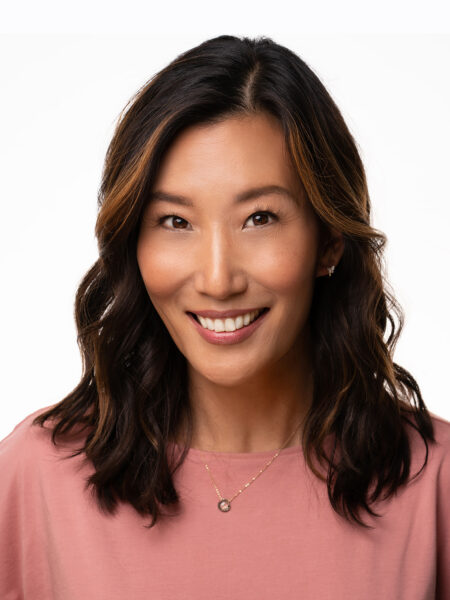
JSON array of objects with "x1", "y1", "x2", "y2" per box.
[
  {"x1": 136, "y1": 221, "x2": 319, "y2": 300},
  {"x1": 136, "y1": 236, "x2": 187, "y2": 299},
  {"x1": 248, "y1": 234, "x2": 318, "y2": 295}
]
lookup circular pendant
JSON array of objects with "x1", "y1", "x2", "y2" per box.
[{"x1": 218, "y1": 498, "x2": 231, "y2": 512}]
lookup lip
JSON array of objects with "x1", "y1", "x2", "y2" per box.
[
  {"x1": 187, "y1": 308, "x2": 270, "y2": 345},
  {"x1": 187, "y1": 307, "x2": 267, "y2": 319}
]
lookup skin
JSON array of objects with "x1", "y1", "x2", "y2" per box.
[{"x1": 136, "y1": 111, "x2": 345, "y2": 453}]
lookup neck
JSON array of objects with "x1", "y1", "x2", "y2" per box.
[{"x1": 174, "y1": 344, "x2": 314, "y2": 454}]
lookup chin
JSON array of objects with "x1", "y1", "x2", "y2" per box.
[{"x1": 188, "y1": 357, "x2": 266, "y2": 387}]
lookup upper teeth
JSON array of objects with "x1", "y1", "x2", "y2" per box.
[{"x1": 196, "y1": 309, "x2": 264, "y2": 332}]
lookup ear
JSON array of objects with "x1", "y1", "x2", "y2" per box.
[{"x1": 315, "y1": 226, "x2": 345, "y2": 278}]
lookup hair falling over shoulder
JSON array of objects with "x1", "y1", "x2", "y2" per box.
[{"x1": 33, "y1": 34, "x2": 436, "y2": 529}]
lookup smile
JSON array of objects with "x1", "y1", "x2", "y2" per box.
[
  {"x1": 190, "y1": 308, "x2": 268, "y2": 332},
  {"x1": 186, "y1": 308, "x2": 270, "y2": 345}
]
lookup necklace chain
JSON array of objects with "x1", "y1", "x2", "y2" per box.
[{"x1": 203, "y1": 421, "x2": 303, "y2": 512}]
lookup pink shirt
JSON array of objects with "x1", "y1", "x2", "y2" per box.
[{"x1": 1, "y1": 405, "x2": 449, "y2": 599}]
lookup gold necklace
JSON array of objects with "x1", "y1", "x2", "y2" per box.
[{"x1": 203, "y1": 421, "x2": 304, "y2": 512}]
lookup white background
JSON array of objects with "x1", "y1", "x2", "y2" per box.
[{"x1": 1, "y1": 1, "x2": 449, "y2": 439}]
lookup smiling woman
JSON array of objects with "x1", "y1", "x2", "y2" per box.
[
  {"x1": 136, "y1": 112, "x2": 335, "y2": 393},
  {"x1": 1, "y1": 34, "x2": 449, "y2": 600}
]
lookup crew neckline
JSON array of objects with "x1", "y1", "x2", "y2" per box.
[{"x1": 167, "y1": 440, "x2": 303, "y2": 462}]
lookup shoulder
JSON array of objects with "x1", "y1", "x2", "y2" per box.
[
  {"x1": 426, "y1": 410, "x2": 450, "y2": 460},
  {"x1": 424, "y1": 414, "x2": 450, "y2": 599},
  {"x1": 0, "y1": 404, "x2": 85, "y2": 485},
  {"x1": 0, "y1": 406, "x2": 60, "y2": 535},
  {"x1": 403, "y1": 410, "x2": 450, "y2": 498},
  {"x1": 0, "y1": 405, "x2": 55, "y2": 460},
  {"x1": 427, "y1": 410, "x2": 450, "y2": 480},
  {"x1": 431, "y1": 410, "x2": 450, "y2": 434},
  {"x1": 406, "y1": 410, "x2": 450, "y2": 463},
  {"x1": 0, "y1": 404, "x2": 93, "y2": 522},
  {"x1": 402, "y1": 408, "x2": 450, "y2": 453}
]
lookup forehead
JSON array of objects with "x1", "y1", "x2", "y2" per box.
[{"x1": 151, "y1": 112, "x2": 302, "y2": 196}]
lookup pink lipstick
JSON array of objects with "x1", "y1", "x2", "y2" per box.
[{"x1": 186, "y1": 308, "x2": 270, "y2": 345}]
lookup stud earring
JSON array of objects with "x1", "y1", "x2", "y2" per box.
[{"x1": 328, "y1": 265, "x2": 335, "y2": 277}]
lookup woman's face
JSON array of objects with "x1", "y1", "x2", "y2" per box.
[{"x1": 137, "y1": 111, "x2": 327, "y2": 386}]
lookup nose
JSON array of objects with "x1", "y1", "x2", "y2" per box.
[{"x1": 193, "y1": 225, "x2": 247, "y2": 299}]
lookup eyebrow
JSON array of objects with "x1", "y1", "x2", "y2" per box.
[{"x1": 148, "y1": 185, "x2": 299, "y2": 207}]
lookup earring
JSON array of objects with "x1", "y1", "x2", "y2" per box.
[{"x1": 327, "y1": 265, "x2": 335, "y2": 277}]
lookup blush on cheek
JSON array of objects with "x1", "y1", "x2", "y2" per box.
[
  {"x1": 137, "y1": 242, "x2": 188, "y2": 298},
  {"x1": 140, "y1": 266, "x2": 184, "y2": 299},
  {"x1": 249, "y1": 245, "x2": 316, "y2": 295}
]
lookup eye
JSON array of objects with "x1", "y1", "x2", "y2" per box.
[
  {"x1": 245, "y1": 210, "x2": 278, "y2": 228},
  {"x1": 155, "y1": 209, "x2": 279, "y2": 231},
  {"x1": 157, "y1": 215, "x2": 190, "y2": 230}
]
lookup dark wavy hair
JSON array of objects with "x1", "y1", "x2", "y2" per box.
[{"x1": 33, "y1": 34, "x2": 436, "y2": 529}]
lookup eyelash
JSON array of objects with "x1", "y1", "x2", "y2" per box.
[{"x1": 155, "y1": 207, "x2": 280, "y2": 230}]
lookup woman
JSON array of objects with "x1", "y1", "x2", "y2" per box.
[{"x1": 1, "y1": 34, "x2": 448, "y2": 599}]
